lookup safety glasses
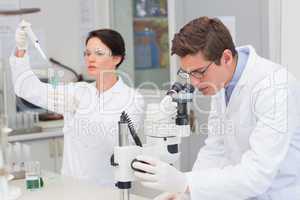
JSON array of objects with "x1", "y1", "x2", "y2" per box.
[
  {"x1": 83, "y1": 48, "x2": 112, "y2": 58},
  {"x1": 177, "y1": 62, "x2": 214, "y2": 79}
]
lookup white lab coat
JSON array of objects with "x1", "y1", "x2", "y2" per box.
[
  {"x1": 9, "y1": 54, "x2": 145, "y2": 186},
  {"x1": 187, "y1": 45, "x2": 300, "y2": 200}
]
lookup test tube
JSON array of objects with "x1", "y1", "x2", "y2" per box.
[
  {"x1": 28, "y1": 112, "x2": 34, "y2": 128},
  {"x1": 25, "y1": 161, "x2": 42, "y2": 190},
  {"x1": 33, "y1": 112, "x2": 39, "y2": 125},
  {"x1": 16, "y1": 113, "x2": 22, "y2": 130},
  {"x1": 23, "y1": 112, "x2": 29, "y2": 129}
]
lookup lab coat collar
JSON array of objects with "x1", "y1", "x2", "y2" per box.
[
  {"x1": 224, "y1": 45, "x2": 258, "y2": 113},
  {"x1": 90, "y1": 76, "x2": 125, "y2": 96},
  {"x1": 211, "y1": 88, "x2": 227, "y2": 115},
  {"x1": 203, "y1": 46, "x2": 257, "y2": 114},
  {"x1": 234, "y1": 45, "x2": 258, "y2": 86}
]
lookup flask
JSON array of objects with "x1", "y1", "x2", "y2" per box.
[{"x1": 134, "y1": 28, "x2": 159, "y2": 69}]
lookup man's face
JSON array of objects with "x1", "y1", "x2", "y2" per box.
[{"x1": 179, "y1": 50, "x2": 233, "y2": 96}]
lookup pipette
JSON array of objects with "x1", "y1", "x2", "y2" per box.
[
  {"x1": 23, "y1": 25, "x2": 48, "y2": 61},
  {"x1": 21, "y1": 22, "x2": 58, "y2": 89}
]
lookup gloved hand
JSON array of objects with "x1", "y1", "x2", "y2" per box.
[
  {"x1": 160, "y1": 95, "x2": 177, "y2": 114},
  {"x1": 15, "y1": 20, "x2": 31, "y2": 50},
  {"x1": 133, "y1": 155, "x2": 188, "y2": 193}
]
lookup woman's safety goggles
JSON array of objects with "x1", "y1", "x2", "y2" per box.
[{"x1": 83, "y1": 48, "x2": 112, "y2": 58}]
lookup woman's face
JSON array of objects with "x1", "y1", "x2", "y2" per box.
[{"x1": 85, "y1": 37, "x2": 121, "y2": 77}]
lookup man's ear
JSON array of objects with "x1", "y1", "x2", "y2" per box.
[{"x1": 222, "y1": 49, "x2": 234, "y2": 65}]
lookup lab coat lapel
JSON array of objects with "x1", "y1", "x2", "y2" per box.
[
  {"x1": 226, "y1": 45, "x2": 257, "y2": 116},
  {"x1": 211, "y1": 88, "x2": 227, "y2": 116},
  {"x1": 223, "y1": 45, "x2": 258, "y2": 162},
  {"x1": 92, "y1": 78, "x2": 124, "y2": 112}
]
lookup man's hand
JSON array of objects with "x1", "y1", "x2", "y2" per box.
[{"x1": 133, "y1": 155, "x2": 188, "y2": 193}]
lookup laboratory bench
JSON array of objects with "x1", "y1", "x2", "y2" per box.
[
  {"x1": 7, "y1": 125, "x2": 155, "y2": 199},
  {"x1": 11, "y1": 172, "x2": 149, "y2": 200}
]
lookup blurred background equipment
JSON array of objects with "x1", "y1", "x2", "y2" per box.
[
  {"x1": 0, "y1": 6, "x2": 82, "y2": 135},
  {"x1": 134, "y1": 28, "x2": 160, "y2": 69},
  {"x1": 0, "y1": 7, "x2": 42, "y2": 134},
  {"x1": 0, "y1": 6, "x2": 40, "y2": 200},
  {"x1": 49, "y1": 58, "x2": 83, "y2": 82},
  {"x1": 0, "y1": 8, "x2": 40, "y2": 16}
]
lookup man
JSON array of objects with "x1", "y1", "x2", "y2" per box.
[{"x1": 133, "y1": 16, "x2": 300, "y2": 200}]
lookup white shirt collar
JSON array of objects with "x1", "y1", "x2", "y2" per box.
[{"x1": 90, "y1": 76, "x2": 125, "y2": 97}]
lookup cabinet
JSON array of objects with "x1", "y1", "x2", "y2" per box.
[
  {"x1": 111, "y1": 0, "x2": 181, "y2": 89},
  {"x1": 55, "y1": 137, "x2": 64, "y2": 172},
  {"x1": 132, "y1": 0, "x2": 170, "y2": 89},
  {"x1": 9, "y1": 135, "x2": 64, "y2": 173}
]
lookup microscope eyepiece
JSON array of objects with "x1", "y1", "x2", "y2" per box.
[
  {"x1": 183, "y1": 83, "x2": 195, "y2": 93},
  {"x1": 167, "y1": 82, "x2": 184, "y2": 95},
  {"x1": 167, "y1": 82, "x2": 195, "y2": 96}
]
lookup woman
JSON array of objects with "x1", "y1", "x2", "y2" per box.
[{"x1": 10, "y1": 20, "x2": 144, "y2": 186}]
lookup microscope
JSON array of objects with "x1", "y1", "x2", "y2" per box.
[
  {"x1": 111, "y1": 82, "x2": 194, "y2": 200},
  {"x1": 145, "y1": 82, "x2": 194, "y2": 159}
]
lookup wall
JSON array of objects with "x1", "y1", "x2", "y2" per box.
[
  {"x1": 268, "y1": 0, "x2": 281, "y2": 64},
  {"x1": 21, "y1": 0, "x2": 81, "y2": 72},
  {"x1": 281, "y1": 0, "x2": 300, "y2": 80},
  {"x1": 181, "y1": 0, "x2": 270, "y2": 57},
  {"x1": 110, "y1": 0, "x2": 135, "y2": 86}
]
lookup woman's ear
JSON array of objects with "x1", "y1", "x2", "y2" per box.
[{"x1": 112, "y1": 56, "x2": 122, "y2": 67}]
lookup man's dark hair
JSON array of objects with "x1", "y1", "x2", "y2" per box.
[
  {"x1": 171, "y1": 16, "x2": 237, "y2": 65},
  {"x1": 86, "y1": 29, "x2": 125, "y2": 68}
]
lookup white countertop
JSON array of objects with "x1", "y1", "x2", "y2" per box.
[{"x1": 11, "y1": 172, "x2": 149, "y2": 200}]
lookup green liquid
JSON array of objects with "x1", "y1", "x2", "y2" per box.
[{"x1": 26, "y1": 176, "x2": 43, "y2": 190}]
